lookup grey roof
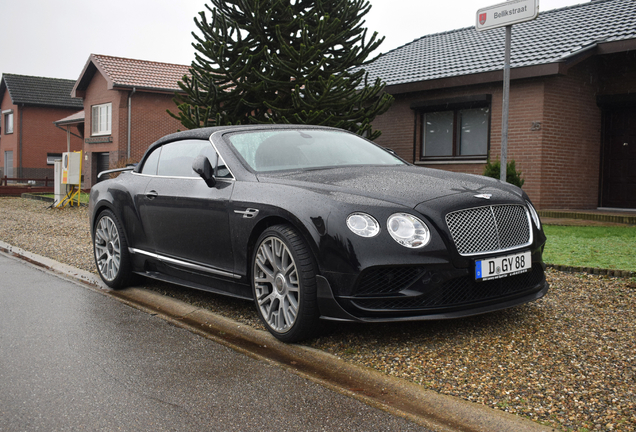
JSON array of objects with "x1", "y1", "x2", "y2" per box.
[
  {"x1": 362, "y1": 0, "x2": 636, "y2": 88},
  {"x1": 0, "y1": 74, "x2": 84, "y2": 108}
]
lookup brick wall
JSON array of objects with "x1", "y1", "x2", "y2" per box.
[
  {"x1": 21, "y1": 105, "x2": 83, "y2": 174},
  {"x1": 540, "y1": 59, "x2": 601, "y2": 209},
  {"x1": 128, "y1": 91, "x2": 183, "y2": 162}
]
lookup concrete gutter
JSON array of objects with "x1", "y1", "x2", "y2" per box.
[{"x1": 0, "y1": 240, "x2": 555, "y2": 432}]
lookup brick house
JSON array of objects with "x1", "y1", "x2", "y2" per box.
[
  {"x1": 71, "y1": 54, "x2": 190, "y2": 188},
  {"x1": 363, "y1": 0, "x2": 636, "y2": 210},
  {"x1": 0, "y1": 74, "x2": 84, "y2": 180}
]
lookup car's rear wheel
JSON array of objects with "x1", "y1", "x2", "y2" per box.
[
  {"x1": 252, "y1": 225, "x2": 320, "y2": 342},
  {"x1": 93, "y1": 209, "x2": 132, "y2": 289}
]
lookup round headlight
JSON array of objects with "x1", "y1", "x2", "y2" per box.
[
  {"x1": 346, "y1": 213, "x2": 380, "y2": 237},
  {"x1": 387, "y1": 213, "x2": 430, "y2": 248},
  {"x1": 526, "y1": 200, "x2": 541, "y2": 229}
]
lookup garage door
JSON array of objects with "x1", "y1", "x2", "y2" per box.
[{"x1": 95, "y1": 152, "x2": 110, "y2": 183}]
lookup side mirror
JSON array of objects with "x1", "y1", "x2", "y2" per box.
[{"x1": 192, "y1": 154, "x2": 217, "y2": 188}]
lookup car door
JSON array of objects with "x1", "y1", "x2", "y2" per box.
[{"x1": 138, "y1": 139, "x2": 235, "y2": 276}]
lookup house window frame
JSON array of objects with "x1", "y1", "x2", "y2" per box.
[
  {"x1": 3, "y1": 110, "x2": 14, "y2": 135},
  {"x1": 412, "y1": 95, "x2": 491, "y2": 163},
  {"x1": 91, "y1": 103, "x2": 112, "y2": 136}
]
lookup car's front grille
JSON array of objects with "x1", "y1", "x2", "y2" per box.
[
  {"x1": 351, "y1": 263, "x2": 545, "y2": 311},
  {"x1": 445, "y1": 204, "x2": 531, "y2": 256}
]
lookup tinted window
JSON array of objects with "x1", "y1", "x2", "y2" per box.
[
  {"x1": 141, "y1": 147, "x2": 160, "y2": 175},
  {"x1": 157, "y1": 140, "x2": 211, "y2": 178}
]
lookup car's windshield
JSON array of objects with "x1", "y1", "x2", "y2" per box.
[{"x1": 226, "y1": 129, "x2": 405, "y2": 172}]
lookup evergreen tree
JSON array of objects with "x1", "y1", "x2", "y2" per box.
[{"x1": 170, "y1": 0, "x2": 393, "y2": 140}]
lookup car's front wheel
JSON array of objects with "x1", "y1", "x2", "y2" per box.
[
  {"x1": 93, "y1": 209, "x2": 132, "y2": 289},
  {"x1": 252, "y1": 225, "x2": 320, "y2": 343}
]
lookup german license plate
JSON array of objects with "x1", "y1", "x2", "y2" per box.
[{"x1": 475, "y1": 251, "x2": 531, "y2": 281}]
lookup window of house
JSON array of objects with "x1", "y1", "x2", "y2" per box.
[
  {"x1": 91, "y1": 103, "x2": 112, "y2": 136},
  {"x1": 3, "y1": 110, "x2": 13, "y2": 134},
  {"x1": 413, "y1": 95, "x2": 491, "y2": 162},
  {"x1": 421, "y1": 107, "x2": 489, "y2": 159}
]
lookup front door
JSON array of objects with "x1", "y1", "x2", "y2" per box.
[
  {"x1": 601, "y1": 108, "x2": 636, "y2": 208},
  {"x1": 137, "y1": 139, "x2": 235, "y2": 275}
]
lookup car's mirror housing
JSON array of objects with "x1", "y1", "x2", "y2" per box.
[{"x1": 192, "y1": 154, "x2": 217, "y2": 187}]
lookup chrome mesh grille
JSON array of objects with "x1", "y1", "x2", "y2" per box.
[{"x1": 445, "y1": 204, "x2": 531, "y2": 256}]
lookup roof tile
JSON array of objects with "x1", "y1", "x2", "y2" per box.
[
  {"x1": 362, "y1": 0, "x2": 636, "y2": 87},
  {"x1": 1, "y1": 74, "x2": 83, "y2": 108},
  {"x1": 92, "y1": 54, "x2": 190, "y2": 92}
]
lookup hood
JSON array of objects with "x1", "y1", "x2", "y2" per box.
[{"x1": 257, "y1": 165, "x2": 523, "y2": 208}]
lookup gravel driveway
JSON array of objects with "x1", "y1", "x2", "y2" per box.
[{"x1": 1, "y1": 197, "x2": 634, "y2": 431}]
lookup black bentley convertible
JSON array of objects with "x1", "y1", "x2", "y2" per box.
[{"x1": 89, "y1": 125, "x2": 548, "y2": 342}]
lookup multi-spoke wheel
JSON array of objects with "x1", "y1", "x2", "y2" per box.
[
  {"x1": 252, "y1": 225, "x2": 319, "y2": 342},
  {"x1": 93, "y1": 209, "x2": 132, "y2": 289}
]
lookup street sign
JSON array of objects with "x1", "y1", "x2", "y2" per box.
[{"x1": 476, "y1": 0, "x2": 538, "y2": 31}]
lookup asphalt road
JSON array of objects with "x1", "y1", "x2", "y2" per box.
[{"x1": 0, "y1": 251, "x2": 430, "y2": 432}]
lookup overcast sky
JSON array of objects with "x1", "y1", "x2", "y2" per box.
[{"x1": 1, "y1": 0, "x2": 586, "y2": 81}]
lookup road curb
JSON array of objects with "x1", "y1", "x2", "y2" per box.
[{"x1": 0, "y1": 240, "x2": 554, "y2": 432}]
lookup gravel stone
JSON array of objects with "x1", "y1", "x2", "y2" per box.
[{"x1": 1, "y1": 197, "x2": 635, "y2": 431}]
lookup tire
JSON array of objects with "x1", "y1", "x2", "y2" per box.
[
  {"x1": 252, "y1": 224, "x2": 320, "y2": 343},
  {"x1": 93, "y1": 209, "x2": 133, "y2": 289}
]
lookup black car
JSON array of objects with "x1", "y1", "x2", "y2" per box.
[{"x1": 90, "y1": 125, "x2": 548, "y2": 342}]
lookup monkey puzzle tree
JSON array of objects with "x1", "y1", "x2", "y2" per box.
[{"x1": 170, "y1": 0, "x2": 393, "y2": 140}]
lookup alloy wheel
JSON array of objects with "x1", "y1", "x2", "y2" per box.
[
  {"x1": 94, "y1": 215, "x2": 122, "y2": 282},
  {"x1": 253, "y1": 236, "x2": 300, "y2": 334}
]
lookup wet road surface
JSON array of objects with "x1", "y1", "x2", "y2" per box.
[{"x1": 0, "y1": 252, "x2": 431, "y2": 431}]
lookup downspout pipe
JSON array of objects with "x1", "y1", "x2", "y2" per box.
[
  {"x1": 18, "y1": 104, "x2": 23, "y2": 178},
  {"x1": 127, "y1": 87, "x2": 136, "y2": 160}
]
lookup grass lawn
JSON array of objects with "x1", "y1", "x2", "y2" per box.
[{"x1": 542, "y1": 224, "x2": 636, "y2": 272}]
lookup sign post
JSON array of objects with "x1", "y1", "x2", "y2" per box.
[{"x1": 476, "y1": 0, "x2": 538, "y2": 181}]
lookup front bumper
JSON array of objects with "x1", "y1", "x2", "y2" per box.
[{"x1": 316, "y1": 262, "x2": 549, "y2": 322}]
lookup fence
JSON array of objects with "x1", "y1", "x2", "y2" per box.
[{"x1": 1, "y1": 176, "x2": 54, "y2": 187}]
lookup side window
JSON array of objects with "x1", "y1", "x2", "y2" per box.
[
  {"x1": 141, "y1": 147, "x2": 161, "y2": 175},
  {"x1": 157, "y1": 140, "x2": 211, "y2": 178}
]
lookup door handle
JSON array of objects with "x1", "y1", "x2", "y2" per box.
[{"x1": 145, "y1": 190, "x2": 158, "y2": 199}]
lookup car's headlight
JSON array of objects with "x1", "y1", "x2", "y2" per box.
[
  {"x1": 526, "y1": 200, "x2": 541, "y2": 229},
  {"x1": 346, "y1": 212, "x2": 380, "y2": 237},
  {"x1": 387, "y1": 213, "x2": 430, "y2": 248}
]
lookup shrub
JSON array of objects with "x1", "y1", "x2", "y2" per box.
[{"x1": 483, "y1": 159, "x2": 525, "y2": 188}]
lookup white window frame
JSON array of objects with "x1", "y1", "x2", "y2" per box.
[
  {"x1": 91, "y1": 103, "x2": 112, "y2": 136},
  {"x1": 3, "y1": 110, "x2": 13, "y2": 135}
]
